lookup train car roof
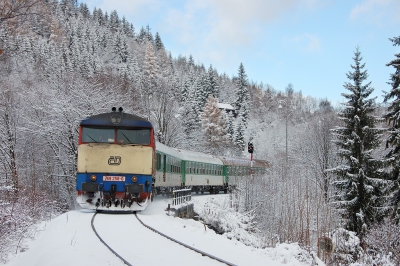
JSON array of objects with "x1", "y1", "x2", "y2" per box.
[
  {"x1": 219, "y1": 156, "x2": 270, "y2": 168},
  {"x1": 155, "y1": 142, "x2": 182, "y2": 159},
  {"x1": 155, "y1": 142, "x2": 270, "y2": 167},
  {"x1": 176, "y1": 148, "x2": 224, "y2": 165},
  {"x1": 156, "y1": 142, "x2": 223, "y2": 165},
  {"x1": 80, "y1": 111, "x2": 153, "y2": 128}
]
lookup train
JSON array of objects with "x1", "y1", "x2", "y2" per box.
[{"x1": 76, "y1": 108, "x2": 269, "y2": 211}]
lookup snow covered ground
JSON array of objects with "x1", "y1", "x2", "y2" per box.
[{"x1": 6, "y1": 194, "x2": 321, "y2": 266}]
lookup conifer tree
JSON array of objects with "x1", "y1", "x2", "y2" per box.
[
  {"x1": 383, "y1": 35, "x2": 400, "y2": 220},
  {"x1": 168, "y1": 53, "x2": 174, "y2": 74},
  {"x1": 121, "y1": 16, "x2": 133, "y2": 37},
  {"x1": 156, "y1": 48, "x2": 172, "y2": 79},
  {"x1": 193, "y1": 72, "x2": 210, "y2": 119},
  {"x1": 96, "y1": 8, "x2": 104, "y2": 26},
  {"x1": 104, "y1": 11, "x2": 109, "y2": 24},
  {"x1": 154, "y1": 32, "x2": 164, "y2": 51},
  {"x1": 225, "y1": 111, "x2": 235, "y2": 142},
  {"x1": 181, "y1": 103, "x2": 200, "y2": 149},
  {"x1": 330, "y1": 47, "x2": 385, "y2": 242},
  {"x1": 234, "y1": 63, "x2": 250, "y2": 151},
  {"x1": 180, "y1": 75, "x2": 190, "y2": 103},
  {"x1": 137, "y1": 26, "x2": 146, "y2": 43},
  {"x1": 145, "y1": 24, "x2": 153, "y2": 43},
  {"x1": 188, "y1": 55, "x2": 195, "y2": 69},
  {"x1": 92, "y1": 7, "x2": 99, "y2": 24},
  {"x1": 142, "y1": 42, "x2": 159, "y2": 112},
  {"x1": 234, "y1": 114, "x2": 246, "y2": 153},
  {"x1": 234, "y1": 63, "x2": 249, "y2": 114},
  {"x1": 79, "y1": 3, "x2": 90, "y2": 19},
  {"x1": 208, "y1": 64, "x2": 219, "y2": 98},
  {"x1": 109, "y1": 10, "x2": 120, "y2": 32},
  {"x1": 179, "y1": 67, "x2": 195, "y2": 104},
  {"x1": 113, "y1": 29, "x2": 129, "y2": 63}
]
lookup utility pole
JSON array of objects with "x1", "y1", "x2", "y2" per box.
[{"x1": 278, "y1": 100, "x2": 291, "y2": 164}]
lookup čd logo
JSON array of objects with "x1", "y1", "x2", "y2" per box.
[{"x1": 108, "y1": 156, "x2": 121, "y2": 165}]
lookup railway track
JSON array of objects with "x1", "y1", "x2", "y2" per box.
[
  {"x1": 91, "y1": 212, "x2": 236, "y2": 266},
  {"x1": 91, "y1": 213, "x2": 132, "y2": 266}
]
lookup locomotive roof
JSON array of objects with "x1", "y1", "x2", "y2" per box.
[{"x1": 80, "y1": 111, "x2": 153, "y2": 128}]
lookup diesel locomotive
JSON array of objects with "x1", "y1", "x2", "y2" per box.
[{"x1": 76, "y1": 108, "x2": 269, "y2": 211}]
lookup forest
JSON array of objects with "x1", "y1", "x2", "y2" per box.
[{"x1": 1, "y1": 0, "x2": 400, "y2": 264}]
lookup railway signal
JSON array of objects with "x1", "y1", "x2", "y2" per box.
[{"x1": 248, "y1": 142, "x2": 254, "y2": 154}]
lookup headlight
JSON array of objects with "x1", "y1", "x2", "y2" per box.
[
  {"x1": 90, "y1": 175, "x2": 97, "y2": 181},
  {"x1": 131, "y1": 176, "x2": 138, "y2": 182}
]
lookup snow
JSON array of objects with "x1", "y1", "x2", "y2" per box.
[{"x1": 6, "y1": 194, "x2": 318, "y2": 266}]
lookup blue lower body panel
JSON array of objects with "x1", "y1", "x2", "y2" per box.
[{"x1": 76, "y1": 173, "x2": 153, "y2": 211}]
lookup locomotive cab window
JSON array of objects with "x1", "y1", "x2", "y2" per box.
[
  {"x1": 117, "y1": 128, "x2": 150, "y2": 145},
  {"x1": 81, "y1": 127, "x2": 151, "y2": 145},
  {"x1": 82, "y1": 127, "x2": 115, "y2": 143}
]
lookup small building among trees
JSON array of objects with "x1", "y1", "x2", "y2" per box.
[{"x1": 217, "y1": 102, "x2": 237, "y2": 117}]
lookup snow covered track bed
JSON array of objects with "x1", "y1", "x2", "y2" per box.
[
  {"x1": 90, "y1": 213, "x2": 132, "y2": 266},
  {"x1": 91, "y1": 210, "x2": 223, "y2": 266},
  {"x1": 134, "y1": 212, "x2": 237, "y2": 266},
  {"x1": 7, "y1": 195, "x2": 297, "y2": 266}
]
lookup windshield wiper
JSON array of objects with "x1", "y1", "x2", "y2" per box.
[
  {"x1": 121, "y1": 133, "x2": 133, "y2": 143},
  {"x1": 85, "y1": 134, "x2": 98, "y2": 143}
]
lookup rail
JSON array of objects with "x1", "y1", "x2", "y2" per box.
[
  {"x1": 135, "y1": 212, "x2": 236, "y2": 266},
  {"x1": 91, "y1": 204, "x2": 237, "y2": 266},
  {"x1": 91, "y1": 213, "x2": 132, "y2": 266}
]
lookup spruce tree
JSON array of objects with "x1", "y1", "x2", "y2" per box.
[
  {"x1": 234, "y1": 113, "x2": 246, "y2": 153},
  {"x1": 234, "y1": 63, "x2": 249, "y2": 121},
  {"x1": 234, "y1": 63, "x2": 250, "y2": 151},
  {"x1": 109, "y1": 10, "x2": 120, "y2": 32},
  {"x1": 145, "y1": 24, "x2": 153, "y2": 43},
  {"x1": 113, "y1": 30, "x2": 128, "y2": 63},
  {"x1": 154, "y1": 32, "x2": 164, "y2": 51},
  {"x1": 383, "y1": 35, "x2": 400, "y2": 220},
  {"x1": 330, "y1": 47, "x2": 385, "y2": 242},
  {"x1": 96, "y1": 8, "x2": 104, "y2": 26},
  {"x1": 137, "y1": 26, "x2": 146, "y2": 43},
  {"x1": 188, "y1": 55, "x2": 195, "y2": 69},
  {"x1": 208, "y1": 64, "x2": 219, "y2": 98},
  {"x1": 143, "y1": 42, "x2": 159, "y2": 91},
  {"x1": 121, "y1": 16, "x2": 133, "y2": 37},
  {"x1": 193, "y1": 73, "x2": 208, "y2": 119},
  {"x1": 79, "y1": 3, "x2": 90, "y2": 19}
]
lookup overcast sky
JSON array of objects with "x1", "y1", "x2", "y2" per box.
[{"x1": 84, "y1": 0, "x2": 400, "y2": 104}]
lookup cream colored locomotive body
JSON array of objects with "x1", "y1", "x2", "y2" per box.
[{"x1": 77, "y1": 144, "x2": 153, "y2": 175}]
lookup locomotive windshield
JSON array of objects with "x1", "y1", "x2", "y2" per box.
[
  {"x1": 81, "y1": 127, "x2": 150, "y2": 145},
  {"x1": 117, "y1": 128, "x2": 150, "y2": 145},
  {"x1": 82, "y1": 127, "x2": 115, "y2": 143}
]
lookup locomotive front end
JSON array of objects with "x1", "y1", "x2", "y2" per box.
[{"x1": 76, "y1": 108, "x2": 155, "y2": 211}]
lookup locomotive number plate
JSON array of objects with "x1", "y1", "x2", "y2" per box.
[{"x1": 103, "y1": 176, "x2": 125, "y2": 181}]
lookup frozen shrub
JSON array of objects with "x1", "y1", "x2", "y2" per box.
[
  {"x1": 363, "y1": 220, "x2": 400, "y2": 265},
  {"x1": 329, "y1": 228, "x2": 363, "y2": 265}
]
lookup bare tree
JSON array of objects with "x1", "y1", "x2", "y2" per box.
[
  {"x1": 149, "y1": 77, "x2": 182, "y2": 147},
  {"x1": 0, "y1": 0, "x2": 44, "y2": 27},
  {"x1": 0, "y1": 83, "x2": 19, "y2": 195}
]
